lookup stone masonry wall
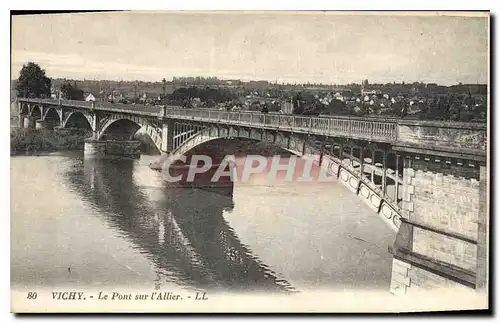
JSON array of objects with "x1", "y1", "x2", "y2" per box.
[
  {"x1": 408, "y1": 166, "x2": 479, "y2": 264},
  {"x1": 84, "y1": 139, "x2": 141, "y2": 158},
  {"x1": 390, "y1": 258, "x2": 472, "y2": 295},
  {"x1": 391, "y1": 158, "x2": 481, "y2": 295}
]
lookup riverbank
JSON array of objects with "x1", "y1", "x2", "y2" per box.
[
  {"x1": 10, "y1": 128, "x2": 91, "y2": 155},
  {"x1": 11, "y1": 128, "x2": 292, "y2": 157}
]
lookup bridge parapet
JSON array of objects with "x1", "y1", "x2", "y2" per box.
[
  {"x1": 164, "y1": 107, "x2": 399, "y2": 142},
  {"x1": 17, "y1": 98, "x2": 487, "y2": 161},
  {"x1": 394, "y1": 120, "x2": 487, "y2": 161}
]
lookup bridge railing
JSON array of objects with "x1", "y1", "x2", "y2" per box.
[
  {"x1": 18, "y1": 98, "x2": 92, "y2": 108},
  {"x1": 18, "y1": 98, "x2": 399, "y2": 142},
  {"x1": 17, "y1": 98, "x2": 55, "y2": 105},
  {"x1": 17, "y1": 97, "x2": 486, "y2": 160},
  {"x1": 163, "y1": 107, "x2": 398, "y2": 141},
  {"x1": 60, "y1": 99, "x2": 93, "y2": 108}
]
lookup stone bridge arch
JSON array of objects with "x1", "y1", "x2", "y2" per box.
[
  {"x1": 97, "y1": 113, "x2": 163, "y2": 152},
  {"x1": 170, "y1": 125, "x2": 403, "y2": 233}
]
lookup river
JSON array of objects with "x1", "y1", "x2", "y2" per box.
[{"x1": 11, "y1": 152, "x2": 396, "y2": 294}]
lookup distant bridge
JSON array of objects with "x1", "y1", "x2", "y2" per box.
[{"x1": 16, "y1": 97, "x2": 488, "y2": 296}]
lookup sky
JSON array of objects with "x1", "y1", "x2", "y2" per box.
[{"x1": 11, "y1": 11, "x2": 489, "y2": 85}]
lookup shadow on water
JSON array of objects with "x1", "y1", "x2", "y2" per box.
[{"x1": 64, "y1": 157, "x2": 295, "y2": 294}]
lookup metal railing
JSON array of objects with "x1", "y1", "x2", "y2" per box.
[
  {"x1": 18, "y1": 98, "x2": 400, "y2": 142},
  {"x1": 162, "y1": 107, "x2": 398, "y2": 141}
]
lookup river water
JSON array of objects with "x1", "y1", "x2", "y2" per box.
[{"x1": 11, "y1": 153, "x2": 396, "y2": 294}]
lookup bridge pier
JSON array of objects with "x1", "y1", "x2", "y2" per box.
[
  {"x1": 23, "y1": 116, "x2": 35, "y2": 129},
  {"x1": 17, "y1": 115, "x2": 25, "y2": 128},
  {"x1": 84, "y1": 139, "x2": 141, "y2": 159},
  {"x1": 147, "y1": 119, "x2": 175, "y2": 170},
  {"x1": 35, "y1": 119, "x2": 48, "y2": 129},
  {"x1": 389, "y1": 156, "x2": 486, "y2": 296},
  {"x1": 161, "y1": 119, "x2": 174, "y2": 153}
]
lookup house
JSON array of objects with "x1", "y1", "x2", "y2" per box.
[
  {"x1": 333, "y1": 92, "x2": 344, "y2": 102},
  {"x1": 106, "y1": 90, "x2": 125, "y2": 102},
  {"x1": 50, "y1": 86, "x2": 61, "y2": 99},
  {"x1": 191, "y1": 98, "x2": 202, "y2": 108},
  {"x1": 85, "y1": 93, "x2": 96, "y2": 102}
]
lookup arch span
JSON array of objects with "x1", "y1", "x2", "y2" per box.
[
  {"x1": 30, "y1": 105, "x2": 42, "y2": 119},
  {"x1": 98, "y1": 114, "x2": 163, "y2": 152},
  {"x1": 42, "y1": 107, "x2": 61, "y2": 122},
  {"x1": 99, "y1": 118, "x2": 141, "y2": 140},
  {"x1": 42, "y1": 107, "x2": 61, "y2": 129},
  {"x1": 19, "y1": 103, "x2": 29, "y2": 115},
  {"x1": 171, "y1": 127, "x2": 403, "y2": 233},
  {"x1": 63, "y1": 111, "x2": 93, "y2": 130}
]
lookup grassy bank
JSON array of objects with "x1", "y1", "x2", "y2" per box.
[{"x1": 10, "y1": 128, "x2": 91, "y2": 155}]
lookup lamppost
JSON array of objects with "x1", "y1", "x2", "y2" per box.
[{"x1": 162, "y1": 78, "x2": 166, "y2": 105}]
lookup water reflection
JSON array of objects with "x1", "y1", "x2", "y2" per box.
[{"x1": 65, "y1": 157, "x2": 294, "y2": 293}]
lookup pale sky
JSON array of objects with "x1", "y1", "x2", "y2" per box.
[{"x1": 11, "y1": 11, "x2": 489, "y2": 85}]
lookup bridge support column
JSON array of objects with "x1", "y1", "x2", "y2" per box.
[
  {"x1": 84, "y1": 139, "x2": 141, "y2": 159},
  {"x1": 23, "y1": 116, "x2": 35, "y2": 129},
  {"x1": 381, "y1": 151, "x2": 387, "y2": 197},
  {"x1": 476, "y1": 166, "x2": 488, "y2": 293},
  {"x1": 35, "y1": 119, "x2": 47, "y2": 129},
  {"x1": 160, "y1": 119, "x2": 174, "y2": 154},
  {"x1": 90, "y1": 111, "x2": 99, "y2": 139},
  {"x1": 17, "y1": 115, "x2": 25, "y2": 128},
  {"x1": 389, "y1": 156, "x2": 485, "y2": 299},
  {"x1": 148, "y1": 119, "x2": 175, "y2": 171}
]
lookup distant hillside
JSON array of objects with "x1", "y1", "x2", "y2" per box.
[{"x1": 51, "y1": 79, "x2": 176, "y2": 98}]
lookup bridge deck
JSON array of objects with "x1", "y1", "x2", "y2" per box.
[{"x1": 18, "y1": 98, "x2": 487, "y2": 155}]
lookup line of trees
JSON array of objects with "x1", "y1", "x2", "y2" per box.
[{"x1": 167, "y1": 86, "x2": 235, "y2": 108}]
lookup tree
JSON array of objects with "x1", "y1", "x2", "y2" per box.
[
  {"x1": 292, "y1": 92, "x2": 322, "y2": 115},
  {"x1": 325, "y1": 99, "x2": 350, "y2": 116},
  {"x1": 61, "y1": 82, "x2": 84, "y2": 100},
  {"x1": 16, "y1": 62, "x2": 51, "y2": 98},
  {"x1": 391, "y1": 101, "x2": 407, "y2": 118}
]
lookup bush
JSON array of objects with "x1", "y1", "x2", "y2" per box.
[{"x1": 10, "y1": 128, "x2": 91, "y2": 154}]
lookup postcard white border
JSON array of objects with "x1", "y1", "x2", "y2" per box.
[{"x1": 3, "y1": 1, "x2": 498, "y2": 321}]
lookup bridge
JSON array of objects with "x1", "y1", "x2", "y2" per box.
[{"x1": 17, "y1": 97, "x2": 488, "y2": 298}]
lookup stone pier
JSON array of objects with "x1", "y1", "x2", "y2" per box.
[
  {"x1": 389, "y1": 120, "x2": 487, "y2": 298},
  {"x1": 84, "y1": 139, "x2": 141, "y2": 159},
  {"x1": 17, "y1": 115, "x2": 24, "y2": 128},
  {"x1": 35, "y1": 119, "x2": 47, "y2": 129},
  {"x1": 23, "y1": 116, "x2": 35, "y2": 129}
]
